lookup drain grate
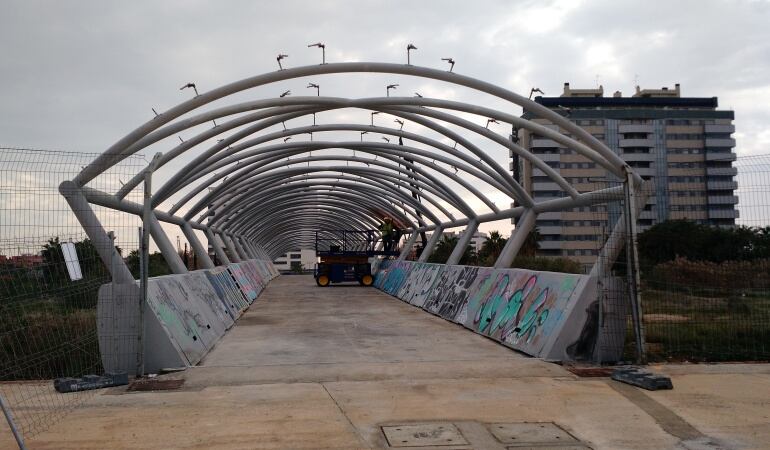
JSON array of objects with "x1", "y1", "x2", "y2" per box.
[
  {"x1": 382, "y1": 423, "x2": 468, "y2": 447},
  {"x1": 489, "y1": 422, "x2": 582, "y2": 446},
  {"x1": 127, "y1": 379, "x2": 185, "y2": 392}
]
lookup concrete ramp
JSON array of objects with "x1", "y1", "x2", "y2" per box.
[
  {"x1": 96, "y1": 259, "x2": 278, "y2": 374},
  {"x1": 375, "y1": 260, "x2": 607, "y2": 362}
]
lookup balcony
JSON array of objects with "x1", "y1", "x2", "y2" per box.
[
  {"x1": 705, "y1": 124, "x2": 735, "y2": 134},
  {"x1": 618, "y1": 124, "x2": 653, "y2": 134},
  {"x1": 539, "y1": 241, "x2": 564, "y2": 250},
  {"x1": 708, "y1": 195, "x2": 739, "y2": 205},
  {"x1": 706, "y1": 180, "x2": 738, "y2": 190},
  {"x1": 619, "y1": 138, "x2": 654, "y2": 148},
  {"x1": 533, "y1": 181, "x2": 562, "y2": 191},
  {"x1": 708, "y1": 209, "x2": 739, "y2": 219},
  {"x1": 531, "y1": 139, "x2": 561, "y2": 148},
  {"x1": 705, "y1": 138, "x2": 736, "y2": 147},
  {"x1": 705, "y1": 151, "x2": 736, "y2": 162},
  {"x1": 621, "y1": 152, "x2": 655, "y2": 162},
  {"x1": 630, "y1": 167, "x2": 655, "y2": 177},
  {"x1": 538, "y1": 226, "x2": 562, "y2": 235},
  {"x1": 538, "y1": 153, "x2": 561, "y2": 162},
  {"x1": 706, "y1": 166, "x2": 738, "y2": 176},
  {"x1": 538, "y1": 211, "x2": 562, "y2": 220}
]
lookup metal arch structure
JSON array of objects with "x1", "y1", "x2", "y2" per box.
[{"x1": 60, "y1": 61, "x2": 643, "y2": 283}]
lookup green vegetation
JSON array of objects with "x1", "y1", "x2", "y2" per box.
[
  {"x1": 1, "y1": 238, "x2": 112, "y2": 380},
  {"x1": 636, "y1": 220, "x2": 770, "y2": 362}
]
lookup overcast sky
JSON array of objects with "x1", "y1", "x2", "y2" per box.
[{"x1": 2, "y1": 0, "x2": 769, "y2": 241}]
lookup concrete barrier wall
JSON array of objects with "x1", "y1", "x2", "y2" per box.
[
  {"x1": 97, "y1": 259, "x2": 278, "y2": 374},
  {"x1": 374, "y1": 260, "x2": 611, "y2": 362}
]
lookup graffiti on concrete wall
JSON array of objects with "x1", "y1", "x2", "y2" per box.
[
  {"x1": 205, "y1": 267, "x2": 249, "y2": 316},
  {"x1": 396, "y1": 263, "x2": 445, "y2": 307},
  {"x1": 423, "y1": 266, "x2": 485, "y2": 321},
  {"x1": 228, "y1": 263, "x2": 263, "y2": 302},
  {"x1": 189, "y1": 272, "x2": 235, "y2": 330},
  {"x1": 463, "y1": 270, "x2": 581, "y2": 356},
  {"x1": 379, "y1": 260, "x2": 413, "y2": 296},
  {"x1": 373, "y1": 259, "x2": 592, "y2": 360}
]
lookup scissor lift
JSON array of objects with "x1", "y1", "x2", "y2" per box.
[{"x1": 313, "y1": 230, "x2": 400, "y2": 287}]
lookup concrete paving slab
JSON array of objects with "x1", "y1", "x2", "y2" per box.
[{"x1": 3, "y1": 275, "x2": 769, "y2": 449}]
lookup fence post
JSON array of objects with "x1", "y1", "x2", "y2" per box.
[
  {"x1": 624, "y1": 168, "x2": 646, "y2": 364},
  {"x1": 0, "y1": 393, "x2": 27, "y2": 450}
]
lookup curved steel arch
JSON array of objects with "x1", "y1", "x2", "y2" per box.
[{"x1": 61, "y1": 61, "x2": 642, "y2": 280}]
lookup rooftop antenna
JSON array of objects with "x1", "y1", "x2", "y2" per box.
[
  {"x1": 485, "y1": 118, "x2": 499, "y2": 129},
  {"x1": 307, "y1": 82, "x2": 320, "y2": 96},
  {"x1": 441, "y1": 57, "x2": 455, "y2": 72},
  {"x1": 394, "y1": 119, "x2": 404, "y2": 130},
  {"x1": 371, "y1": 111, "x2": 380, "y2": 126},
  {"x1": 386, "y1": 84, "x2": 399, "y2": 97},
  {"x1": 529, "y1": 87, "x2": 545, "y2": 99},
  {"x1": 276, "y1": 53, "x2": 288, "y2": 70},
  {"x1": 179, "y1": 82, "x2": 198, "y2": 96},
  {"x1": 406, "y1": 43, "x2": 417, "y2": 65},
  {"x1": 279, "y1": 90, "x2": 291, "y2": 97},
  {"x1": 307, "y1": 42, "x2": 326, "y2": 64}
]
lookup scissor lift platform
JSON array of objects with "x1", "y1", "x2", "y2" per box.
[{"x1": 314, "y1": 230, "x2": 400, "y2": 286}]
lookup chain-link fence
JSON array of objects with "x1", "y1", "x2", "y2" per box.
[
  {"x1": 636, "y1": 154, "x2": 770, "y2": 362},
  {"x1": 0, "y1": 147, "x2": 146, "y2": 441}
]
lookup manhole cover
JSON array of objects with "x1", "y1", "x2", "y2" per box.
[
  {"x1": 382, "y1": 423, "x2": 467, "y2": 447},
  {"x1": 127, "y1": 379, "x2": 184, "y2": 391},
  {"x1": 489, "y1": 422, "x2": 579, "y2": 445},
  {"x1": 566, "y1": 366, "x2": 614, "y2": 377}
]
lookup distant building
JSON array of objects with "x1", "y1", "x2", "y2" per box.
[
  {"x1": 469, "y1": 231, "x2": 488, "y2": 252},
  {"x1": 273, "y1": 249, "x2": 317, "y2": 272},
  {"x1": 514, "y1": 82, "x2": 738, "y2": 266}
]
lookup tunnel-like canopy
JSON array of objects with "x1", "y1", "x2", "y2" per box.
[{"x1": 60, "y1": 62, "x2": 642, "y2": 282}]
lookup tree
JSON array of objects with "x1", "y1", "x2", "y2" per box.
[
  {"x1": 519, "y1": 228, "x2": 541, "y2": 257},
  {"x1": 427, "y1": 234, "x2": 476, "y2": 265},
  {"x1": 478, "y1": 230, "x2": 507, "y2": 266},
  {"x1": 126, "y1": 250, "x2": 172, "y2": 278},
  {"x1": 638, "y1": 220, "x2": 770, "y2": 267}
]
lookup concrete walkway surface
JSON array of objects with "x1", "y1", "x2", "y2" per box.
[{"x1": 2, "y1": 275, "x2": 769, "y2": 449}]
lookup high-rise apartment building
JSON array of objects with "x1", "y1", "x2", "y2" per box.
[{"x1": 513, "y1": 83, "x2": 738, "y2": 266}]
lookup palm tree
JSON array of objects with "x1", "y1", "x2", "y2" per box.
[{"x1": 479, "y1": 230, "x2": 507, "y2": 265}]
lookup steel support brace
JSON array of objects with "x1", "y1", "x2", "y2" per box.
[
  {"x1": 494, "y1": 209, "x2": 537, "y2": 268},
  {"x1": 59, "y1": 181, "x2": 135, "y2": 283},
  {"x1": 221, "y1": 233, "x2": 242, "y2": 263},
  {"x1": 417, "y1": 226, "x2": 443, "y2": 262},
  {"x1": 148, "y1": 213, "x2": 188, "y2": 274},
  {"x1": 446, "y1": 220, "x2": 478, "y2": 265},
  {"x1": 232, "y1": 236, "x2": 251, "y2": 260},
  {"x1": 181, "y1": 222, "x2": 215, "y2": 269},
  {"x1": 398, "y1": 231, "x2": 419, "y2": 261},
  {"x1": 205, "y1": 228, "x2": 230, "y2": 265}
]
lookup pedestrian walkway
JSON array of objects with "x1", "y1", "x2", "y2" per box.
[{"x1": 5, "y1": 275, "x2": 769, "y2": 449}]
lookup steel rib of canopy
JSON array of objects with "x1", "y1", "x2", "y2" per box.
[{"x1": 61, "y1": 61, "x2": 639, "y2": 276}]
